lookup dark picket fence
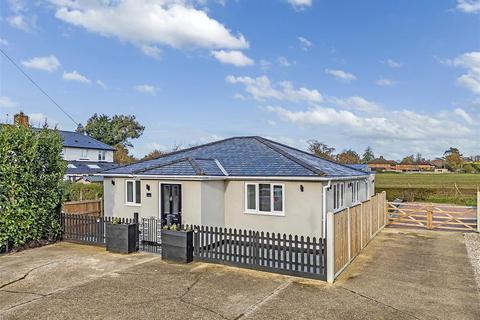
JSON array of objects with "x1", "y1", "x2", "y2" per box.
[{"x1": 192, "y1": 225, "x2": 327, "y2": 280}]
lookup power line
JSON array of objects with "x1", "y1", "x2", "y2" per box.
[{"x1": 0, "y1": 48, "x2": 79, "y2": 126}]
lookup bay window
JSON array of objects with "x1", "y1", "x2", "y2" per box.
[{"x1": 245, "y1": 183, "x2": 284, "y2": 215}]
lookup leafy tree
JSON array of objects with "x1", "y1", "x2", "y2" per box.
[
  {"x1": 444, "y1": 147, "x2": 460, "y2": 157},
  {"x1": 446, "y1": 150, "x2": 464, "y2": 171},
  {"x1": 0, "y1": 124, "x2": 66, "y2": 251},
  {"x1": 336, "y1": 149, "x2": 360, "y2": 164},
  {"x1": 113, "y1": 145, "x2": 137, "y2": 165},
  {"x1": 78, "y1": 114, "x2": 145, "y2": 148},
  {"x1": 400, "y1": 155, "x2": 415, "y2": 164},
  {"x1": 361, "y1": 146, "x2": 375, "y2": 163},
  {"x1": 142, "y1": 149, "x2": 165, "y2": 161},
  {"x1": 463, "y1": 163, "x2": 476, "y2": 173},
  {"x1": 307, "y1": 140, "x2": 335, "y2": 160}
]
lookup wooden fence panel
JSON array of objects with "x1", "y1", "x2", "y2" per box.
[
  {"x1": 350, "y1": 205, "x2": 362, "y2": 258},
  {"x1": 334, "y1": 210, "x2": 349, "y2": 274},
  {"x1": 63, "y1": 199, "x2": 102, "y2": 216}
]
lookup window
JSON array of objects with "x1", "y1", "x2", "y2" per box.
[
  {"x1": 126, "y1": 180, "x2": 141, "y2": 205},
  {"x1": 351, "y1": 181, "x2": 360, "y2": 203},
  {"x1": 245, "y1": 183, "x2": 284, "y2": 215},
  {"x1": 80, "y1": 149, "x2": 88, "y2": 159},
  {"x1": 98, "y1": 150, "x2": 106, "y2": 161},
  {"x1": 333, "y1": 182, "x2": 345, "y2": 210}
]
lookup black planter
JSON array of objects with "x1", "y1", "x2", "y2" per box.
[
  {"x1": 161, "y1": 230, "x2": 193, "y2": 263},
  {"x1": 106, "y1": 223, "x2": 137, "y2": 254}
]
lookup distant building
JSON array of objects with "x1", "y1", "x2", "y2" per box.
[{"x1": 367, "y1": 156, "x2": 397, "y2": 171}]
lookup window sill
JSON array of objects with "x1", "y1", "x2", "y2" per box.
[
  {"x1": 125, "y1": 203, "x2": 141, "y2": 207},
  {"x1": 244, "y1": 211, "x2": 285, "y2": 217}
]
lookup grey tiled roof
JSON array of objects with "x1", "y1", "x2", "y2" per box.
[
  {"x1": 67, "y1": 161, "x2": 118, "y2": 175},
  {"x1": 57, "y1": 130, "x2": 115, "y2": 150},
  {"x1": 102, "y1": 136, "x2": 368, "y2": 178}
]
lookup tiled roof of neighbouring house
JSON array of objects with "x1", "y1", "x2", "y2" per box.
[
  {"x1": 101, "y1": 136, "x2": 368, "y2": 178},
  {"x1": 67, "y1": 161, "x2": 118, "y2": 175},
  {"x1": 57, "y1": 130, "x2": 115, "y2": 150}
]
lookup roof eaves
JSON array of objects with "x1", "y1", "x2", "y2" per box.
[{"x1": 253, "y1": 136, "x2": 326, "y2": 176}]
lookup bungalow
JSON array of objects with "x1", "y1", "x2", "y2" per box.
[{"x1": 100, "y1": 136, "x2": 375, "y2": 238}]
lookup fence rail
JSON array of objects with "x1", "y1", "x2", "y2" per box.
[
  {"x1": 387, "y1": 201, "x2": 478, "y2": 232},
  {"x1": 193, "y1": 225, "x2": 326, "y2": 280},
  {"x1": 63, "y1": 199, "x2": 103, "y2": 217}
]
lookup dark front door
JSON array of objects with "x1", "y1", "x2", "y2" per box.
[{"x1": 161, "y1": 184, "x2": 182, "y2": 226}]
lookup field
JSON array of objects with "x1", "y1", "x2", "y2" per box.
[{"x1": 375, "y1": 173, "x2": 480, "y2": 206}]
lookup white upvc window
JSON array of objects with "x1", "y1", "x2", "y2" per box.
[
  {"x1": 245, "y1": 183, "x2": 284, "y2": 216},
  {"x1": 351, "y1": 181, "x2": 360, "y2": 203},
  {"x1": 80, "y1": 149, "x2": 88, "y2": 159},
  {"x1": 333, "y1": 182, "x2": 345, "y2": 211},
  {"x1": 98, "y1": 150, "x2": 106, "y2": 161},
  {"x1": 125, "y1": 180, "x2": 141, "y2": 206}
]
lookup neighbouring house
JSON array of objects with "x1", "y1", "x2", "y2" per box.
[
  {"x1": 368, "y1": 156, "x2": 397, "y2": 172},
  {"x1": 100, "y1": 136, "x2": 375, "y2": 238},
  {"x1": 395, "y1": 160, "x2": 435, "y2": 172},
  {"x1": 13, "y1": 112, "x2": 118, "y2": 182}
]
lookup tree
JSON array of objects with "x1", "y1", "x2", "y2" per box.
[
  {"x1": 400, "y1": 155, "x2": 415, "y2": 164},
  {"x1": 463, "y1": 163, "x2": 476, "y2": 173},
  {"x1": 78, "y1": 114, "x2": 145, "y2": 148},
  {"x1": 445, "y1": 150, "x2": 464, "y2": 171},
  {"x1": 361, "y1": 146, "x2": 375, "y2": 163},
  {"x1": 336, "y1": 149, "x2": 360, "y2": 164},
  {"x1": 142, "y1": 149, "x2": 165, "y2": 161},
  {"x1": 444, "y1": 147, "x2": 460, "y2": 157},
  {"x1": 415, "y1": 153, "x2": 423, "y2": 163},
  {"x1": 113, "y1": 145, "x2": 137, "y2": 165},
  {"x1": 307, "y1": 140, "x2": 335, "y2": 160},
  {"x1": 0, "y1": 124, "x2": 66, "y2": 251}
]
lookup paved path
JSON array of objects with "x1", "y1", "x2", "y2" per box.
[{"x1": 1, "y1": 229, "x2": 478, "y2": 320}]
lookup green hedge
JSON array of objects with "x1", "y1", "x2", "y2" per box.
[
  {"x1": 64, "y1": 182, "x2": 103, "y2": 201},
  {"x1": 0, "y1": 125, "x2": 66, "y2": 252}
]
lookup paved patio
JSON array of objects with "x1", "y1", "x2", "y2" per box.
[{"x1": 1, "y1": 228, "x2": 479, "y2": 320}]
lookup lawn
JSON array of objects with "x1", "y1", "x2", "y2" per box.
[{"x1": 375, "y1": 173, "x2": 480, "y2": 206}]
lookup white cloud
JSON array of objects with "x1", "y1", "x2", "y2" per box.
[
  {"x1": 325, "y1": 68, "x2": 357, "y2": 82},
  {"x1": 211, "y1": 50, "x2": 254, "y2": 67},
  {"x1": 7, "y1": 15, "x2": 29, "y2": 31},
  {"x1": 226, "y1": 75, "x2": 323, "y2": 104},
  {"x1": 266, "y1": 105, "x2": 474, "y2": 142},
  {"x1": 27, "y1": 113, "x2": 49, "y2": 125},
  {"x1": 456, "y1": 0, "x2": 480, "y2": 13},
  {"x1": 0, "y1": 38, "x2": 8, "y2": 46},
  {"x1": 21, "y1": 55, "x2": 61, "y2": 72},
  {"x1": 288, "y1": 0, "x2": 313, "y2": 10},
  {"x1": 141, "y1": 45, "x2": 162, "y2": 59},
  {"x1": 48, "y1": 0, "x2": 248, "y2": 58},
  {"x1": 376, "y1": 78, "x2": 396, "y2": 87},
  {"x1": 96, "y1": 80, "x2": 107, "y2": 88},
  {"x1": 134, "y1": 84, "x2": 157, "y2": 95},
  {"x1": 451, "y1": 51, "x2": 480, "y2": 95},
  {"x1": 63, "y1": 70, "x2": 91, "y2": 84},
  {"x1": 383, "y1": 58, "x2": 402, "y2": 68},
  {"x1": 259, "y1": 59, "x2": 272, "y2": 71},
  {"x1": 277, "y1": 56, "x2": 294, "y2": 67},
  {"x1": 0, "y1": 96, "x2": 17, "y2": 108},
  {"x1": 329, "y1": 96, "x2": 382, "y2": 113},
  {"x1": 297, "y1": 36, "x2": 312, "y2": 50},
  {"x1": 454, "y1": 108, "x2": 474, "y2": 124}
]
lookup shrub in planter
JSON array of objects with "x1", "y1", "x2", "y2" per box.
[
  {"x1": 106, "y1": 218, "x2": 138, "y2": 254},
  {"x1": 161, "y1": 225, "x2": 193, "y2": 263}
]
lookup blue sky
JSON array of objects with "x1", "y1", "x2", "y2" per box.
[{"x1": 1, "y1": 0, "x2": 479, "y2": 160}]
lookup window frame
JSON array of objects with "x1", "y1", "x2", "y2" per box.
[
  {"x1": 125, "y1": 180, "x2": 141, "y2": 206},
  {"x1": 333, "y1": 182, "x2": 345, "y2": 211},
  {"x1": 244, "y1": 182, "x2": 285, "y2": 216},
  {"x1": 80, "y1": 149, "x2": 88, "y2": 159},
  {"x1": 98, "y1": 150, "x2": 106, "y2": 161}
]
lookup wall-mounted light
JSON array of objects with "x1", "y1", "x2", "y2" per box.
[
  {"x1": 300, "y1": 185, "x2": 304, "y2": 192},
  {"x1": 111, "y1": 180, "x2": 115, "y2": 186},
  {"x1": 146, "y1": 184, "x2": 151, "y2": 191}
]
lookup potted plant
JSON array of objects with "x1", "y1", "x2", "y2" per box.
[
  {"x1": 161, "y1": 224, "x2": 193, "y2": 263},
  {"x1": 106, "y1": 218, "x2": 138, "y2": 254}
]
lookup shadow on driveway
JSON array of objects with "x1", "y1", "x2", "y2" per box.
[{"x1": 1, "y1": 228, "x2": 479, "y2": 319}]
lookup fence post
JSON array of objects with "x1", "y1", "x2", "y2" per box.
[
  {"x1": 133, "y1": 212, "x2": 139, "y2": 251},
  {"x1": 427, "y1": 205, "x2": 433, "y2": 230},
  {"x1": 383, "y1": 191, "x2": 387, "y2": 227},
  {"x1": 326, "y1": 211, "x2": 335, "y2": 283},
  {"x1": 477, "y1": 191, "x2": 479, "y2": 233}
]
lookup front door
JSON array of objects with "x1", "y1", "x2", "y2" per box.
[{"x1": 161, "y1": 184, "x2": 182, "y2": 226}]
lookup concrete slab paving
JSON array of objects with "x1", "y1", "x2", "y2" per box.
[{"x1": 1, "y1": 228, "x2": 479, "y2": 320}]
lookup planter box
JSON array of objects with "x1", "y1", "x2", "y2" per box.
[
  {"x1": 161, "y1": 230, "x2": 193, "y2": 263},
  {"x1": 106, "y1": 223, "x2": 137, "y2": 254}
]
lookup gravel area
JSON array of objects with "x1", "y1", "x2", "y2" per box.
[{"x1": 464, "y1": 233, "x2": 480, "y2": 291}]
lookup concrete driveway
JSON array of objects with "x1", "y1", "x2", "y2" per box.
[{"x1": 1, "y1": 228, "x2": 479, "y2": 320}]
